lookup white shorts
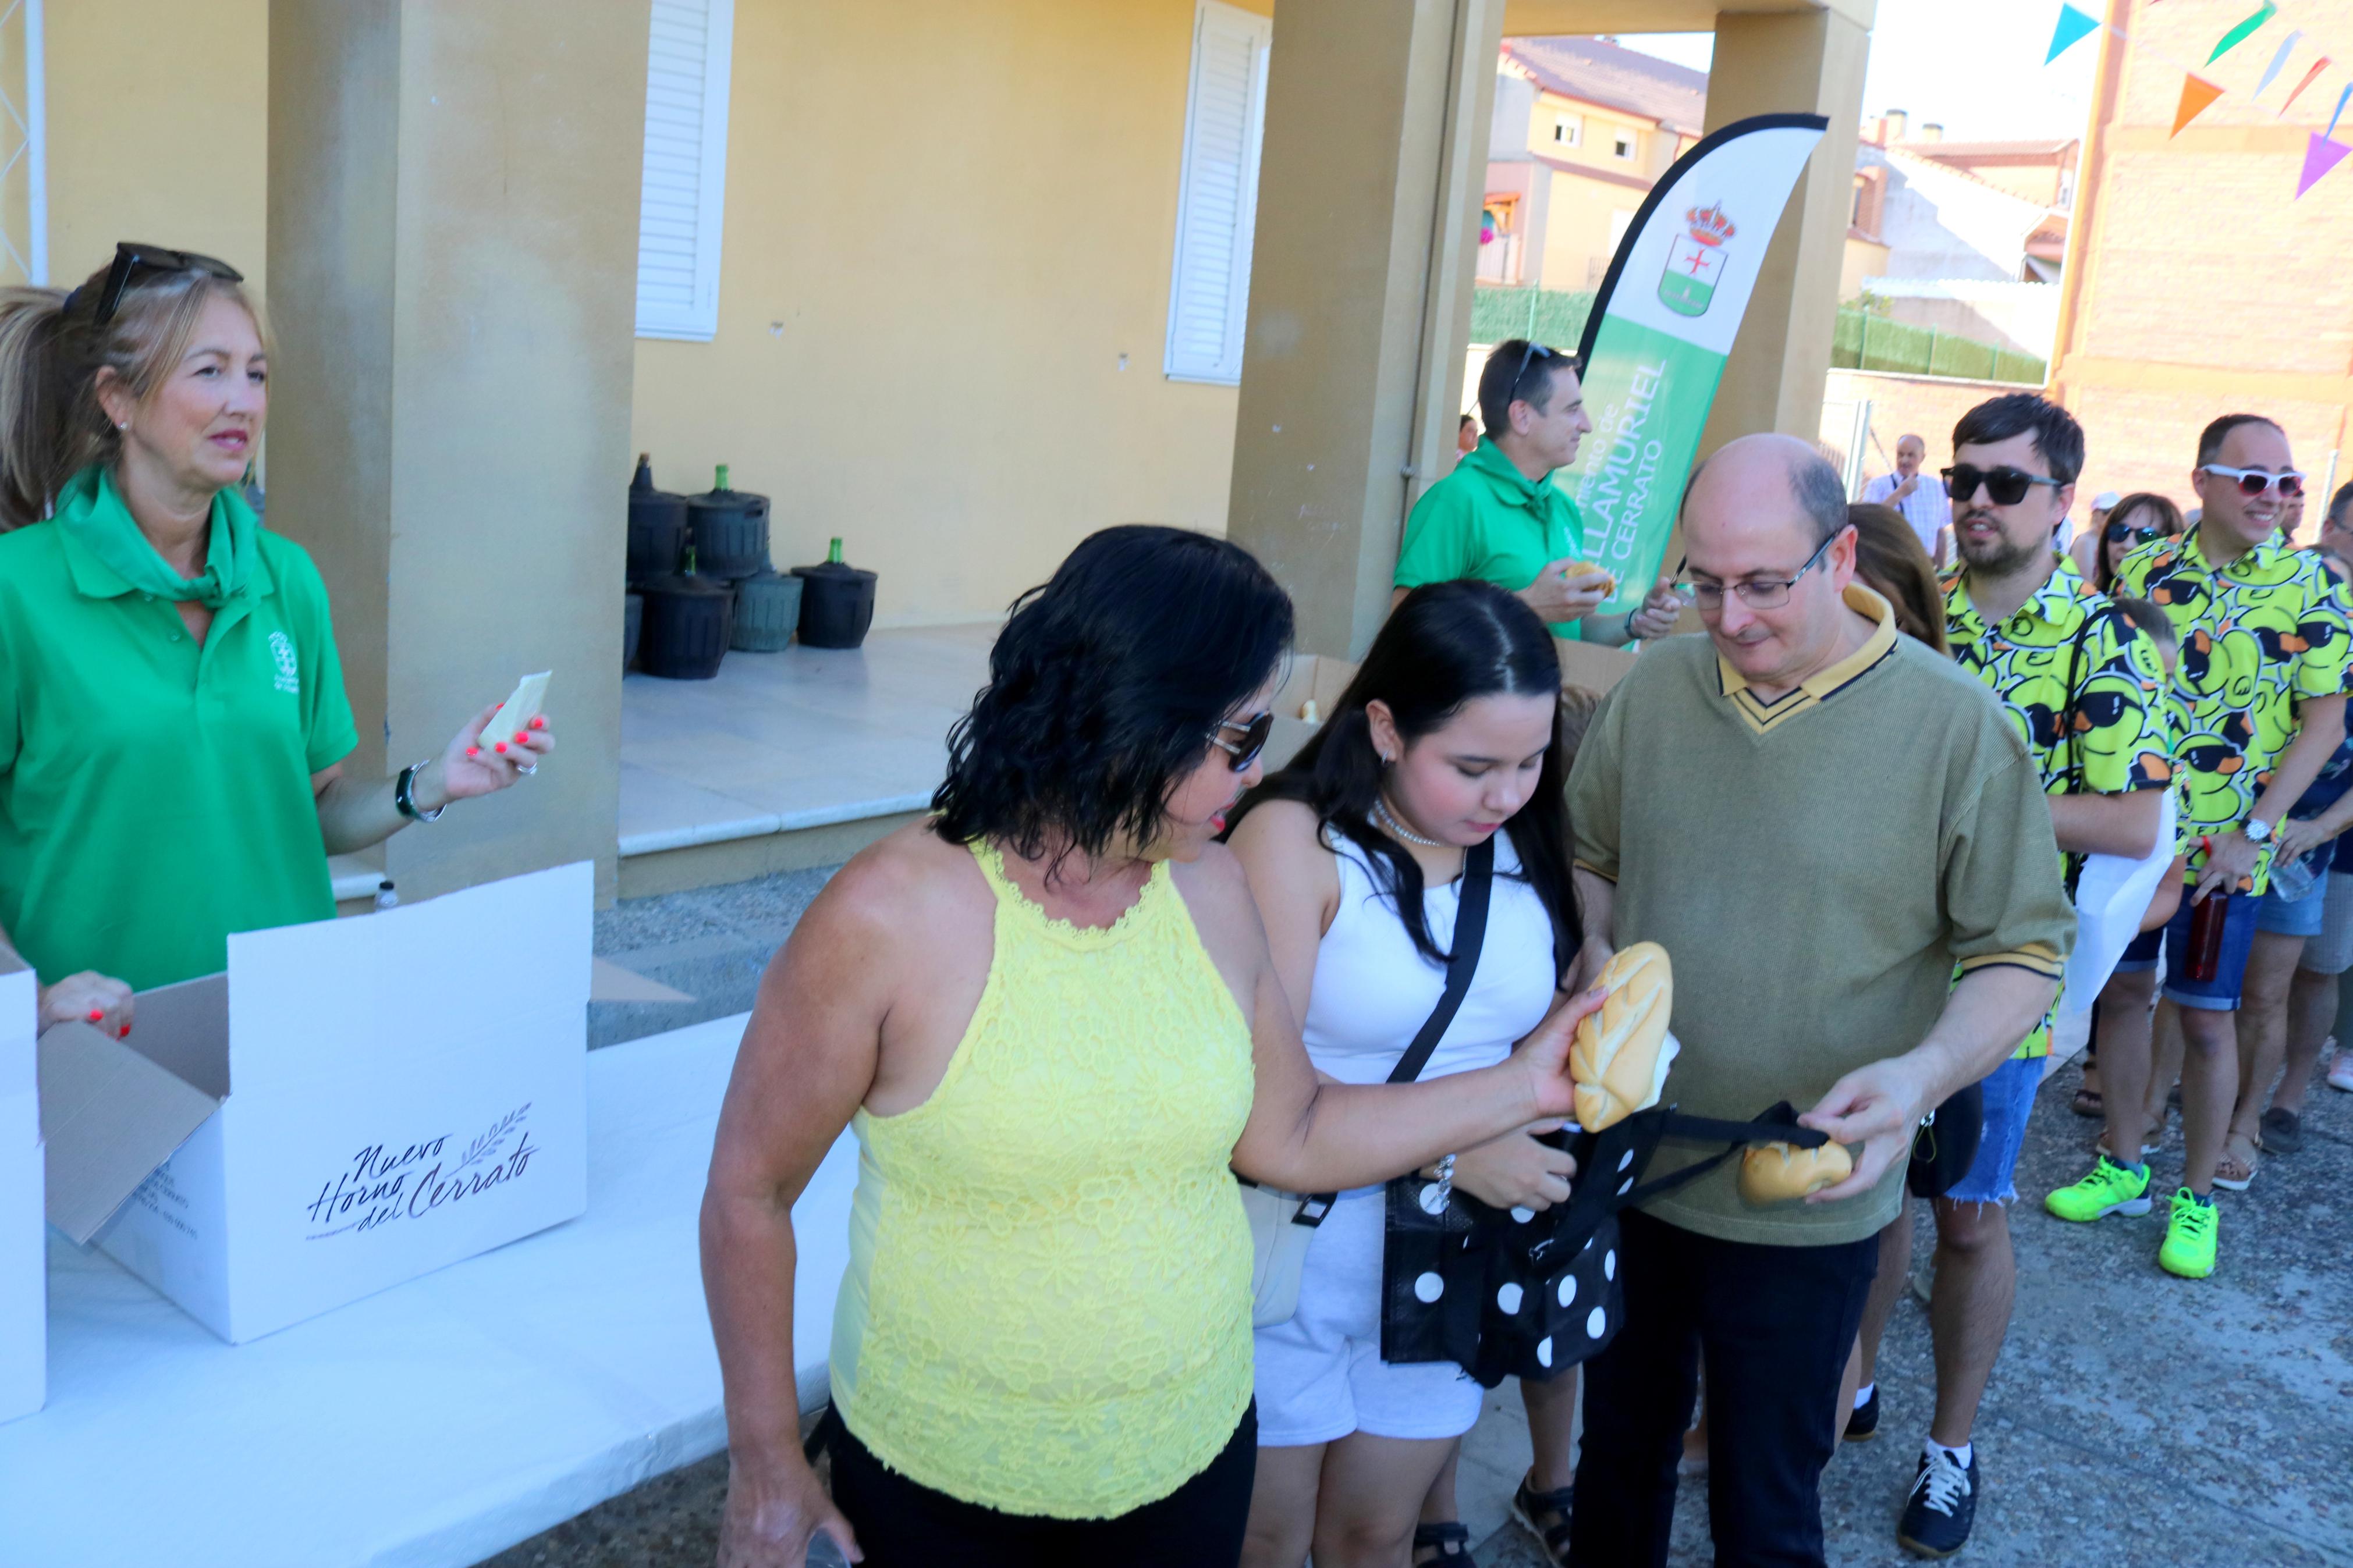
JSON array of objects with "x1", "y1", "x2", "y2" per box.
[{"x1": 1251, "y1": 1187, "x2": 1486, "y2": 1447}]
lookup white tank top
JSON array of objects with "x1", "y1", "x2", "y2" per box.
[{"x1": 1300, "y1": 825, "x2": 1561, "y2": 1087}]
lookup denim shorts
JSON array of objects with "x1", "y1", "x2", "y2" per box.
[
  {"x1": 2152, "y1": 887, "x2": 2263, "y2": 1011},
  {"x1": 2301, "y1": 872, "x2": 2353, "y2": 977},
  {"x1": 2257, "y1": 867, "x2": 2329, "y2": 937},
  {"x1": 1943, "y1": 1054, "x2": 2045, "y2": 1206}
]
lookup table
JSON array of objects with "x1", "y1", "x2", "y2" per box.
[{"x1": 0, "y1": 1014, "x2": 853, "y2": 1567}]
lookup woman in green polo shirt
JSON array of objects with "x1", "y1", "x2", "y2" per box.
[{"x1": 0, "y1": 245, "x2": 552, "y2": 1037}]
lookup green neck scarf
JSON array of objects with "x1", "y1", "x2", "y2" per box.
[{"x1": 54, "y1": 463, "x2": 257, "y2": 609}]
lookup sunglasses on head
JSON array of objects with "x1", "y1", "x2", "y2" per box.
[
  {"x1": 1507, "y1": 340, "x2": 1571, "y2": 404},
  {"x1": 2199, "y1": 464, "x2": 2305, "y2": 499},
  {"x1": 2104, "y1": 520, "x2": 2160, "y2": 546},
  {"x1": 1943, "y1": 464, "x2": 2065, "y2": 507},
  {"x1": 76, "y1": 241, "x2": 244, "y2": 326},
  {"x1": 1211, "y1": 711, "x2": 1273, "y2": 772}
]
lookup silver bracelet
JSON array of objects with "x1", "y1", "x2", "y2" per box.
[
  {"x1": 1435, "y1": 1152, "x2": 1456, "y2": 1211},
  {"x1": 395, "y1": 758, "x2": 446, "y2": 823}
]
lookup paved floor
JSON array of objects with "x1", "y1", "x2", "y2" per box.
[{"x1": 526, "y1": 873, "x2": 2353, "y2": 1567}]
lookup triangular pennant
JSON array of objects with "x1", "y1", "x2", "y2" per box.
[
  {"x1": 2047, "y1": 3, "x2": 2100, "y2": 63},
  {"x1": 2295, "y1": 134, "x2": 2349, "y2": 198},
  {"x1": 2208, "y1": 2, "x2": 2277, "y2": 66},
  {"x1": 2174, "y1": 73, "x2": 2227, "y2": 135},
  {"x1": 2255, "y1": 30, "x2": 2302, "y2": 95},
  {"x1": 2280, "y1": 58, "x2": 2332, "y2": 116},
  {"x1": 2330, "y1": 84, "x2": 2353, "y2": 141}
]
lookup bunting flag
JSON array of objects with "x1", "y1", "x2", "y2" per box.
[
  {"x1": 2280, "y1": 57, "x2": 2333, "y2": 116},
  {"x1": 2047, "y1": 2, "x2": 2101, "y2": 62},
  {"x1": 2174, "y1": 73, "x2": 2227, "y2": 134},
  {"x1": 2256, "y1": 30, "x2": 2304, "y2": 94},
  {"x1": 2295, "y1": 133, "x2": 2349, "y2": 196},
  {"x1": 2208, "y1": 2, "x2": 2278, "y2": 65},
  {"x1": 2330, "y1": 81, "x2": 2353, "y2": 137}
]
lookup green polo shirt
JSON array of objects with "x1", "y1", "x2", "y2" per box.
[
  {"x1": 1396, "y1": 439, "x2": 1591, "y2": 640},
  {"x1": 0, "y1": 520, "x2": 359, "y2": 991}
]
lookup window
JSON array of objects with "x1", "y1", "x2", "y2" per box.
[
  {"x1": 1164, "y1": 0, "x2": 1272, "y2": 385},
  {"x1": 636, "y1": 0, "x2": 736, "y2": 341},
  {"x1": 1612, "y1": 131, "x2": 1637, "y2": 161},
  {"x1": 1552, "y1": 114, "x2": 1582, "y2": 148}
]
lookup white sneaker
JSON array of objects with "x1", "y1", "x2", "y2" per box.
[{"x1": 2327, "y1": 1043, "x2": 2353, "y2": 1093}]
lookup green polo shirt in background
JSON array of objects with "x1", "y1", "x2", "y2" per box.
[
  {"x1": 1395, "y1": 438, "x2": 1591, "y2": 641},
  {"x1": 0, "y1": 515, "x2": 359, "y2": 991}
]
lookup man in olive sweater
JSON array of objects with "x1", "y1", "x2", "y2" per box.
[{"x1": 1563, "y1": 435, "x2": 2075, "y2": 1567}]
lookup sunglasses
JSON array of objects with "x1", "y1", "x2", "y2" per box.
[
  {"x1": 2199, "y1": 464, "x2": 2305, "y2": 499},
  {"x1": 2104, "y1": 520, "x2": 2160, "y2": 546},
  {"x1": 1942, "y1": 464, "x2": 2065, "y2": 507},
  {"x1": 1211, "y1": 711, "x2": 1273, "y2": 772},
  {"x1": 1506, "y1": 340, "x2": 1571, "y2": 404},
  {"x1": 80, "y1": 241, "x2": 244, "y2": 326}
]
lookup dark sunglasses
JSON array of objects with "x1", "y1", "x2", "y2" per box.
[
  {"x1": 1943, "y1": 463, "x2": 2065, "y2": 507},
  {"x1": 1211, "y1": 711, "x2": 1274, "y2": 772},
  {"x1": 2104, "y1": 520, "x2": 2160, "y2": 546},
  {"x1": 1506, "y1": 340, "x2": 1571, "y2": 404},
  {"x1": 77, "y1": 241, "x2": 244, "y2": 326}
]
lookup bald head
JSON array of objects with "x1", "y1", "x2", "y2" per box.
[
  {"x1": 1684, "y1": 433, "x2": 1850, "y2": 547},
  {"x1": 1678, "y1": 434, "x2": 1865, "y2": 694}
]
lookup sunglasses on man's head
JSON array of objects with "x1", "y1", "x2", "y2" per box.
[
  {"x1": 1507, "y1": 340, "x2": 1573, "y2": 404},
  {"x1": 1211, "y1": 712, "x2": 1273, "y2": 772},
  {"x1": 2104, "y1": 520, "x2": 2160, "y2": 546},
  {"x1": 1943, "y1": 464, "x2": 2065, "y2": 507},
  {"x1": 2199, "y1": 464, "x2": 2305, "y2": 499},
  {"x1": 79, "y1": 241, "x2": 244, "y2": 326}
]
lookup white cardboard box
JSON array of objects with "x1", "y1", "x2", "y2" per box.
[
  {"x1": 37, "y1": 862, "x2": 592, "y2": 1345},
  {"x1": 0, "y1": 957, "x2": 39, "y2": 1422}
]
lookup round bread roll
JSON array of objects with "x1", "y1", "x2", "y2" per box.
[
  {"x1": 1561, "y1": 560, "x2": 1618, "y2": 596},
  {"x1": 1738, "y1": 1139, "x2": 1855, "y2": 1204},
  {"x1": 1569, "y1": 943, "x2": 1673, "y2": 1130}
]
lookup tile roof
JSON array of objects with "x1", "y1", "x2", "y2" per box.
[{"x1": 1503, "y1": 37, "x2": 1707, "y2": 137}]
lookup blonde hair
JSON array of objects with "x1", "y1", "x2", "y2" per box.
[{"x1": 0, "y1": 259, "x2": 263, "y2": 531}]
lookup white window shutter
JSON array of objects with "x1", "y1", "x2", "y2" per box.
[
  {"x1": 636, "y1": 0, "x2": 734, "y2": 341},
  {"x1": 1164, "y1": 1, "x2": 1270, "y2": 385}
]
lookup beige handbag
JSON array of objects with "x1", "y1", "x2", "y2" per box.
[{"x1": 1240, "y1": 1181, "x2": 1330, "y2": 1327}]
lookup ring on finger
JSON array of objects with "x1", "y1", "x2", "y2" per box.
[{"x1": 517, "y1": 762, "x2": 538, "y2": 777}]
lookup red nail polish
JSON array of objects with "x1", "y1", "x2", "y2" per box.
[
  {"x1": 118, "y1": 1025, "x2": 130, "y2": 1039},
  {"x1": 466, "y1": 745, "x2": 480, "y2": 758},
  {"x1": 87, "y1": 1008, "x2": 102, "y2": 1022},
  {"x1": 495, "y1": 742, "x2": 507, "y2": 753},
  {"x1": 513, "y1": 731, "x2": 527, "y2": 744},
  {"x1": 530, "y1": 716, "x2": 545, "y2": 730}
]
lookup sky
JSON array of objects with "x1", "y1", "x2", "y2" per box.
[{"x1": 1617, "y1": 0, "x2": 2103, "y2": 144}]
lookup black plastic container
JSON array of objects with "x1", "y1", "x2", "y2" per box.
[
  {"x1": 623, "y1": 591, "x2": 644, "y2": 671},
  {"x1": 635, "y1": 573, "x2": 735, "y2": 680},
  {"x1": 793, "y1": 538, "x2": 878, "y2": 649},
  {"x1": 627, "y1": 454, "x2": 690, "y2": 583},
  {"x1": 686, "y1": 463, "x2": 771, "y2": 581},
  {"x1": 731, "y1": 569, "x2": 804, "y2": 652}
]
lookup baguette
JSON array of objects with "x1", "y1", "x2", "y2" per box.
[
  {"x1": 1569, "y1": 943, "x2": 1674, "y2": 1131},
  {"x1": 1738, "y1": 1139, "x2": 1855, "y2": 1204}
]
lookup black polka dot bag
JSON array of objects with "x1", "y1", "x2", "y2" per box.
[{"x1": 1382, "y1": 1101, "x2": 1828, "y2": 1386}]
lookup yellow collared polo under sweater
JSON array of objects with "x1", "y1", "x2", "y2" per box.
[
  {"x1": 829, "y1": 840, "x2": 1258, "y2": 1519},
  {"x1": 1567, "y1": 586, "x2": 2077, "y2": 1246}
]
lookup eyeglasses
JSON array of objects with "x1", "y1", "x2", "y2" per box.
[
  {"x1": 1942, "y1": 464, "x2": 2065, "y2": 507},
  {"x1": 2104, "y1": 520, "x2": 2160, "y2": 546},
  {"x1": 80, "y1": 241, "x2": 244, "y2": 326},
  {"x1": 1672, "y1": 529, "x2": 1841, "y2": 611},
  {"x1": 1211, "y1": 711, "x2": 1274, "y2": 772},
  {"x1": 2199, "y1": 464, "x2": 2305, "y2": 499}
]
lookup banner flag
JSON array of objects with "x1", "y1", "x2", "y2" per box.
[
  {"x1": 2208, "y1": 2, "x2": 2277, "y2": 65},
  {"x1": 2281, "y1": 58, "x2": 2333, "y2": 115},
  {"x1": 2255, "y1": 30, "x2": 2304, "y2": 95},
  {"x1": 2048, "y1": 3, "x2": 2101, "y2": 62},
  {"x1": 2174, "y1": 73, "x2": 2227, "y2": 134},
  {"x1": 2330, "y1": 82, "x2": 2353, "y2": 139},
  {"x1": 2297, "y1": 134, "x2": 2350, "y2": 197},
  {"x1": 1555, "y1": 113, "x2": 1829, "y2": 614}
]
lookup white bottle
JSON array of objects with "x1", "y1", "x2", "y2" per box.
[{"x1": 373, "y1": 879, "x2": 399, "y2": 912}]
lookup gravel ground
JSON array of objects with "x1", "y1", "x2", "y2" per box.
[{"x1": 500, "y1": 872, "x2": 2353, "y2": 1566}]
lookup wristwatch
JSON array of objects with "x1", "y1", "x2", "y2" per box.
[
  {"x1": 395, "y1": 759, "x2": 446, "y2": 823},
  {"x1": 2244, "y1": 818, "x2": 2273, "y2": 845}
]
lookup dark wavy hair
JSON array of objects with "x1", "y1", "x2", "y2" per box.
[
  {"x1": 931, "y1": 525, "x2": 1293, "y2": 868},
  {"x1": 1229, "y1": 580, "x2": 1579, "y2": 975},
  {"x1": 2092, "y1": 491, "x2": 2184, "y2": 594}
]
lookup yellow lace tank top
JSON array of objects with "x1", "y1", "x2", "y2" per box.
[{"x1": 828, "y1": 841, "x2": 1258, "y2": 1519}]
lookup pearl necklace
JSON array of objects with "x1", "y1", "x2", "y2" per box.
[{"x1": 1372, "y1": 795, "x2": 1447, "y2": 848}]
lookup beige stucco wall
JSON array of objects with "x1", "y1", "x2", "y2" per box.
[
  {"x1": 42, "y1": 0, "x2": 270, "y2": 298},
  {"x1": 1536, "y1": 165, "x2": 1643, "y2": 290},
  {"x1": 629, "y1": 0, "x2": 1270, "y2": 627}
]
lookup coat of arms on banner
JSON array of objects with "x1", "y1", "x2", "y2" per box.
[{"x1": 1658, "y1": 202, "x2": 1736, "y2": 318}]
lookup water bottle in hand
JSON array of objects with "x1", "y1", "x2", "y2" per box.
[
  {"x1": 805, "y1": 1530, "x2": 853, "y2": 1567},
  {"x1": 2270, "y1": 844, "x2": 2321, "y2": 902}
]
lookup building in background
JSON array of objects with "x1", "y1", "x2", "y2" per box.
[{"x1": 1481, "y1": 36, "x2": 1704, "y2": 290}]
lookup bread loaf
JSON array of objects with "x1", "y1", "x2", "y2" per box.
[
  {"x1": 1569, "y1": 943, "x2": 1674, "y2": 1130},
  {"x1": 1737, "y1": 1139, "x2": 1855, "y2": 1204},
  {"x1": 1561, "y1": 560, "x2": 1617, "y2": 596}
]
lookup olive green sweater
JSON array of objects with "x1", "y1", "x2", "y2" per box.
[{"x1": 1568, "y1": 588, "x2": 2074, "y2": 1246}]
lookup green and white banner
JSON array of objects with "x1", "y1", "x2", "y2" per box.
[{"x1": 1558, "y1": 112, "x2": 1829, "y2": 615}]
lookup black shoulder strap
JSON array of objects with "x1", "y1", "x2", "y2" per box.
[
  {"x1": 1616, "y1": 1101, "x2": 1826, "y2": 1209},
  {"x1": 1289, "y1": 837, "x2": 1496, "y2": 1226}
]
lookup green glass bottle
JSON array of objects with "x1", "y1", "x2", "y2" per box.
[
  {"x1": 715, "y1": 463, "x2": 731, "y2": 492},
  {"x1": 828, "y1": 536, "x2": 844, "y2": 565}
]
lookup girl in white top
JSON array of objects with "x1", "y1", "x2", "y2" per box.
[{"x1": 1228, "y1": 581, "x2": 1585, "y2": 1568}]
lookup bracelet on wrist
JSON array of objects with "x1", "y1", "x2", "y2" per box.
[{"x1": 395, "y1": 758, "x2": 447, "y2": 823}]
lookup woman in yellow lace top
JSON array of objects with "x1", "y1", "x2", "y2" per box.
[{"x1": 701, "y1": 527, "x2": 1604, "y2": 1568}]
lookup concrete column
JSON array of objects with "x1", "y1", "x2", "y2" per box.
[
  {"x1": 268, "y1": 1, "x2": 646, "y2": 902},
  {"x1": 1227, "y1": 0, "x2": 1506, "y2": 660},
  {"x1": 1693, "y1": 6, "x2": 1869, "y2": 454}
]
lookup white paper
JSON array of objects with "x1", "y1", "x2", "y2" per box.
[{"x1": 2060, "y1": 791, "x2": 2177, "y2": 1018}]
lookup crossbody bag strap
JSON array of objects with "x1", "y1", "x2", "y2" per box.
[
  {"x1": 2060, "y1": 607, "x2": 2099, "y2": 896},
  {"x1": 1292, "y1": 836, "x2": 1498, "y2": 1223},
  {"x1": 1615, "y1": 1101, "x2": 1823, "y2": 1209}
]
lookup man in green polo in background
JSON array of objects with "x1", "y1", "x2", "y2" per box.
[{"x1": 1393, "y1": 338, "x2": 1683, "y2": 646}]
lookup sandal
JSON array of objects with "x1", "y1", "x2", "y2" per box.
[
  {"x1": 1512, "y1": 1473, "x2": 1575, "y2": 1566},
  {"x1": 1413, "y1": 1520, "x2": 1479, "y2": 1566},
  {"x1": 2071, "y1": 1086, "x2": 2105, "y2": 1118},
  {"x1": 2213, "y1": 1138, "x2": 2258, "y2": 1192}
]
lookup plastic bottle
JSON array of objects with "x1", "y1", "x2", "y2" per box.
[
  {"x1": 715, "y1": 462, "x2": 732, "y2": 492},
  {"x1": 373, "y1": 879, "x2": 399, "y2": 913},
  {"x1": 827, "y1": 536, "x2": 844, "y2": 565},
  {"x1": 804, "y1": 1532, "x2": 851, "y2": 1567},
  {"x1": 2185, "y1": 888, "x2": 2228, "y2": 982},
  {"x1": 2269, "y1": 843, "x2": 2319, "y2": 902}
]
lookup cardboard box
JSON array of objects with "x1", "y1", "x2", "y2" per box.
[
  {"x1": 1265, "y1": 655, "x2": 1360, "y2": 773},
  {"x1": 38, "y1": 862, "x2": 592, "y2": 1345},
  {"x1": 0, "y1": 958, "x2": 39, "y2": 1423}
]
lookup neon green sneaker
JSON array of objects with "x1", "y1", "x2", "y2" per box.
[
  {"x1": 2045, "y1": 1154, "x2": 2153, "y2": 1222},
  {"x1": 2158, "y1": 1187, "x2": 2219, "y2": 1279}
]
